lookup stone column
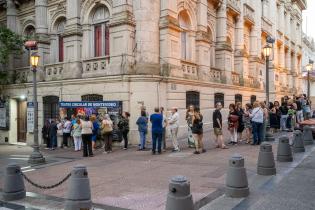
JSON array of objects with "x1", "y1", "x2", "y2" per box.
[
  {"x1": 234, "y1": 15, "x2": 245, "y2": 76},
  {"x1": 216, "y1": 0, "x2": 227, "y2": 43},
  {"x1": 63, "y1": 0, "x2": 82, "y2": 79},
  {"x1": 35, "y1": 0, "x2": 48, "y2": 35},
  {"x1": 6, "y1": 0, "x2": 17, "y2": 33}
]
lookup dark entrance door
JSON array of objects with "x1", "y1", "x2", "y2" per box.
[{"x1": 17, "y1": 100, "x2": 27, "y2": 142}]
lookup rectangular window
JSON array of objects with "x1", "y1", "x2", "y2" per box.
[
  {"x1": 214, "y1": 93, "x2": 224, "y2": 108},
  {"x1": 105, "y1": 25, "x2": 110, "y2": 56},
  {"x1": 58, "y1": 36, "x2": 64, "y2": 62},
  {"x1": 186, "y1": 91, "x2": 200, "y2": 109},
  {"x1": 95, "y1": 25, "x2": 102, "y2": 57},
  {"x1": 181, "y1": 32, "x2": 187, "y2": 60}
]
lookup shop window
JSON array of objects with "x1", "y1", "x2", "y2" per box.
[
  {"x1": 186, "y1": 91, "x2": 200, "y2": 108},
  {"x1": 235, "y1": 94, "x2": 242, "y2": 104},
  {"x1": 250, "y1": 95, "x2": 257, "y2": 105},
  {"x1": 43, "y1": 96, "x2": 59, "y2": 122},
  {"x1": 81, "y1": 94, "x2": 103, "y2": 101},
  {"x1": 214, "y1": 93, "x2": 224, "y2": 108}
]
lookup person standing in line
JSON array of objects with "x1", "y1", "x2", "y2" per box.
[
  {"x1": 118, "y1": 112, "x2": 130, "y2": 150},
  {"x1": 243, "y1": 103, "x2": 253, "y2": 144},
  {"x1": 236, "y1": 102, "x2": 245, "y2": 142},
  {"x1": 260, "y1": 101, "x2": 269, "y2": 142},
  {"x1": 61, "y1": 117, "x2": 72, "y2": 148},
  {"x1": 191, "y1": 107, "x2": 205, "y2": 154},
  {"x1": 49, "y1": 119, "x2": 58, "y2": 150},
  {"x1": 150, "y1": 107, "x2": 163, "y2": 155},
  {"x1": 90, "y1": 115, "x2": 99, "y2": 150},
  {"x1": 279, "y1": 101, "x2": 289, "y2": 131},
  {"x1": 72, "y1": 118, "x2": 82, "y2": 151},
  {"x1": 228, "y1": 104, "x2": 239, "y2": 145},
  {"x1": 81, "y1": 116, "x2": 94, "y2": 157},
  {"x1": 168, "y1": 107, "x2": 180, "y2": 152},
  {"x1": 295, "y1": 96, "x2": 304, "y2": 126},
  {"x1": 186, "y1": 105, "x2": 195, "y2": 148},
  {"x1": 305, "y1": 97, "x2": 311, "y2": 120},
  {"x1": 160, "y1": 107, "x2": 168, "y2": 151},
  {"x1": 42, "y1": 120, "x2": 51, "y2": 149},
  {"x1": 250, "y1": 101, "x2": 264, "y2": 145},
  {"x1": 136, "y1": 111, "x2": 148, "y2": 150},
  {"x1": 101, "y1": 114, "x2": 114, "y2": 154},
  {"x1": 213, "y1": 102, "x2": 228, "y2": 149}
]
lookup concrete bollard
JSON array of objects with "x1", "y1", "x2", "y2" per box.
[
  {"x1": 2, "y1": 163, "x2": 26, "y2": 201},
  {"x1": 277, "y1": 136, "x2": 293, "y2": 162},
  {"x1": 293, "y1": 130, "x2": 305, "y2": 153},
  {"x1": 265, "y1": 131, "x2": 275, "y2": 141},
  {"x1": 257, "y1": 143, "x2": 276, "y2": 175},
  {"x1": 166, "y1": 176, "x2": 194, "y2": 210},
  {"x1": 65, "y1": 165, "x2": 92, "y2": 210},
  {"x1": 225, "y1": 154, "x2": 249, "y2": 198},
  {"x1": 303, "y1": 126, "x2": 314, "y2": 145}
]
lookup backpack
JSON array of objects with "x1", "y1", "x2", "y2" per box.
[{"x1": 101, "y1": 122, "x2": 113, "y2": 134}]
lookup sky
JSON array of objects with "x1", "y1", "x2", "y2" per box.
[{"x1": 302, "y1": 0, "x2": 315, "y2": 39}]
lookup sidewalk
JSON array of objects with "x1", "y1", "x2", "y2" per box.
[{"x1": 0, "y1": 131, "x2": 312, "y2": 210}]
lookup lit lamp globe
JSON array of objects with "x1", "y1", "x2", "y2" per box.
[
  {"x1": 306, "y1": 63, "x2": 313, "y2": 72},
  {"x1": 263, "y1": 44, "x2": 272, "y2": 57},
  {"x1": 30, "y1": 52, "x2": 40, "y2": 68}
]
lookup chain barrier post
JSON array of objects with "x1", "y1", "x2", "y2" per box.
[
  {"x1": 165, "y1": 175, "x2": 194, "y2": 210},
  {"x1": 293, "y1": 130, "x2": 305, "y2": 153},
  {"x1": 2, "y1": 164, "x2": 26, "y2": 201},
  {"x1": 303, "y1": 126, "x2": 314, "y2": 145},
  {"x1": 65, "y1": 165, "x2": 92, "y2": 210},
  {"x1": 257, "y1": 143, "x2": 276, "y2": 176},
  {"x1": 277, "y1": 136, "x2": 293, "y2": 162}
]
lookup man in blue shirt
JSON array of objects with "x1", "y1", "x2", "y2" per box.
[{"x1": 150, "y1": 107, "x2": 163, "y2": 154}]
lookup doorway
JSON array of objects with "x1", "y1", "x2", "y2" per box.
[{"x1": 17, "y1": 100, "x2": 27, "y2": 142}]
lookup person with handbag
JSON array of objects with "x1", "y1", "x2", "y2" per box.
[
  {"x1": 228, "y1": 104, "x2": 239, "y2": 145},
  {"x1": 136, "y1": 111, "x2": 148, "y2": 150},
  {"x1": 101, "y1": 114, "x2": 113, "y2": 154},
  {"x1": 186, "y1": 105, "x2": 195, "y2": 148},
  {"x1": 192, "y1": 107, "x2": 205, "y2": 154},
  {"x1": 81, "y1": 116, "x2": 94, "y2": 157},
  {"x1": 250, "y1": 101, "x2": 264, "y2": 145}
]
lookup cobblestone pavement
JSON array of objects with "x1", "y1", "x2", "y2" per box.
[{"x1": 0, "y1": 130, "x2": 313, "y2": 210}]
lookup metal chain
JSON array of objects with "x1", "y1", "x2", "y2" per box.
[{"x1": 21, "y1": 172, "x2": 71, "y2": 190}]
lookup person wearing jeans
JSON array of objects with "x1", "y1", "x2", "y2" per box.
[
  {"x1": 150, "y1": 107, "x2": 163, "y2": 155},
  {"x1": 168, "y1": 107, "x2": 180, "y2": 152},
  {"x1": 72, "y1": 119, "x2": 82, "y2": 151},
  {"x1": 81, "y1": 116, "x2": 94, "y2": 157},
  {"x1": 49, "y1": 120, "x2": 58, "y2": 150},
  {"x1": 136, "y1": 111, "x2": 148, "y2": 150},
  {"x1": 279, "y1": 102, "x2": 288, "y2": 131},
  {"x1": 61, "y1": 117, "x2": 72, "y2": 148},
  {"x1": 250, "y1": 101, "x2": 264, "y2": 145}
]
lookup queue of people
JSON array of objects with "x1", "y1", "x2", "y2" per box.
[{"x1": 42, "y1": 94, "x2": 312, "y2": 157}]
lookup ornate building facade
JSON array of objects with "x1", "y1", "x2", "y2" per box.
[{"x1": 0, "y1": 0, "x2": 307, "y2": 144}]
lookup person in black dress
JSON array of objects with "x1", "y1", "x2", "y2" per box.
[{"x1": 236, "y1": 102, "x2": 245, "y2": 142}]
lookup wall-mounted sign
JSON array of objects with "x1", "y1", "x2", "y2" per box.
[{"x1": 27, "y1": 102, "x2": 34, "y2": 133}]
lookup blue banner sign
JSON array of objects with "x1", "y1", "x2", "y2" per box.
[{"x1": 59, "y1": 101, "x2": 121, "y2": 108}]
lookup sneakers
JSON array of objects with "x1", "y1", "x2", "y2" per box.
[
  {"x1": 172, "y1": 149, "x2": 180, "y2": 152},
  {"x1": 123, "y1": 148, "x2": 127, "y2": 150},
  {"x1": 193, "y1": 151, "x2": 200, "y2": 154}
]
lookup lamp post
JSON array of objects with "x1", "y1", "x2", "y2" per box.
[
  {"x1": 263, "y1": 44, "x2": 272, "y2": 106},
  {"x1": 306, "y1": 60, "x2": 313, "y2": 99},
  {"x1": 26, "y1": 41, "x2": 45, "y2": 164}
]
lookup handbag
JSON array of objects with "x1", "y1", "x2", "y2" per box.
[
  {"x1": 229, "y1": 115, "x2": 239, "y2": 122},
  {"x1": 101, "y1": 123, "x2": 113, "y2": 134}
]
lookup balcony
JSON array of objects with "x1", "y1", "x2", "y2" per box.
[
  {"x1": 227, "y1": 0, "x2": 241, "y2": 16},
  {"x1": 82, "y1": 56, "x2": 110, "y2": 78},
  {"x1": 261, "y1": 17, "x2": 272, "y2": 36},
  {"x1": 14, "y1": 67, "x2": 31, "y2": 83},
  {"x1": 181, "y1": 60, "x2": 198, "y2": 78},
  {"x1": 232, "y1": 72, "x2": 240, "y2": 85},
  {"x1": 44, "y1": 63, "x2": 64, "y2": 81},
  {"x1": 243, "y1": 3, "x2": 255, "y2": 26},
  {"x1": 244, "y1": 76, "x2": 254, "y2": 88},
  {"x1": 210, "y1": 68, "x2": 221, "y2": 83}
]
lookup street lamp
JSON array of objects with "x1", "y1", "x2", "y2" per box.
[
  {"x1": 306, "y1": 60, "x2": 313, "y2": 99},
  {"x1": 263, "y1": 44, "x2": 272, "y2": 106},
  {"x1": 26, "y1": 43, "x2": 45, "y2": 164}
]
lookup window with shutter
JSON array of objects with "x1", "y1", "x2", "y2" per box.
[
  {"x1": 95, "y1": 25, "x2": 102, "y2": 57},
  {"x1": 105, "y1": 25, "x2": 110, "y2": 56},
  {"x1": 58, "y1": 36, "x2": 64, "y2": 62}
]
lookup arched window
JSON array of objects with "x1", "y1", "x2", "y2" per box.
[
  {"x1": 250, "y1": 95, "x2": 256, "y2": 105},
  {"x1": 214, "y1": 93, "x2": 224, "y2": 108},
  {"x1": 24, "y1": 25, "x2": 35, "y2": 38},
  {"x1": 235, "y1": 94, "x2": 242, "y2": 104},
  {"x1": 55, "y1": 18, "x2": 66, "y2": 62},
  {"x1": 207, "y1": 27, "x2": 215, "y2": 68},
  {"x1": 186, "y1": 91, "x2": 200, "y2": 108},
  {"x1": 92, "y1": 6, "x2": 110, "y2": 57},
  {"x1": 43, "y1": 96, "x2": 59, "y2": 123},
  {"x1": 179, "y1": 10, "x2": 191, "y2": 61},
  {"x1": 81, "y1": 94, "x2": 103, "y2": 101}
]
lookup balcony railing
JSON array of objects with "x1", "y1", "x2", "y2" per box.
[
  {"x1": 244, "y1": 77, "x2": 254, "y2": 88},
  {"x1": 15, "y1": 67, "x2": 31, "y2": 83},
  {"x1": 261, "y1": 17, "x2": 272, "y2": 35},
  {"x1": 210, "y1": 68, "x2": 221, "y2": 83},
  {"x1": 44, "y1": 63, "x2": 64, "y2": 81},
  {"x1": 82, "y1": 56, "x2": 110, "y2": 78},
  {"x1": 181, "y1": 60, "x2": 197, "y2": 77},
  {"x1": 243, "y1": 3, "x2": 255, "y2": 25},
  {"x1": 232, "y1": 72, "x2": 240, "y2": 85}
]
